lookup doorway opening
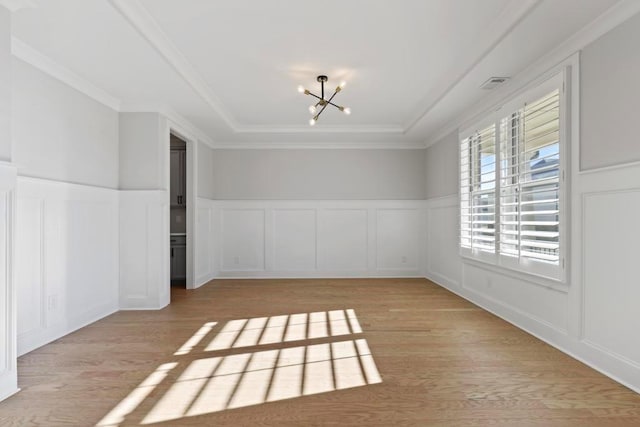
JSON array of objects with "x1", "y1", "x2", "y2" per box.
[{"x1": 170, "y1": 133, "x2": 187, "y2": 288}]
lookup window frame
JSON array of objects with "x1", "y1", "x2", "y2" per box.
[{"x1": 459, "y1": 71, "x2": 567, "y2": 282}]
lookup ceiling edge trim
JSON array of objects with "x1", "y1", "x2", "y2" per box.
[
  {"x1": 108, "y1": 0, "x2": 238, "y2": 131},
  {"x1": 403, "y1": 0, "x2": 541, "y2": 135},
  {"x1": 423, "y1": 0, "x2": 640, "y2": 148},
  {"x1": 235, "y1": 125, "x2": 404, "y2": 134},
  {"x1": 11, "y1": 37, "x2": 122, "y2": 111},
  {"x1": 209, "y1": 141, "x2": 427, "y2": 150},
  {"x1": 0, "y1": 0, "x2": 34, "y2": 12}
]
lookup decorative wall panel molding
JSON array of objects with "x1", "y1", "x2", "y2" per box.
[
  {"x1": 15, "y1": 177, "x2": 119, "y2": 356},
  {"x1": 0, "y1": 163, "x2": 17, "y2": 401},
  {"x1": 194, "y1": 198, "x2": 216, "y2": 287},
  {"x1": 119, "y1": 190, "x2": 170, "y2": 310},
  {"x1": 208, "y1": 200, "x2": 426, "y2": 278}
]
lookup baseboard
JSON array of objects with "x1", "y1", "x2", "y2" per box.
[
  {"x1": 215, "y1": 270, "x2": 424, "y2": 279},
  {"x1": 195, "y1": 271, "x2": 217, "y2": 288},
  {"x1": 0, "y1": 386, "x2": 20, "y2": 403},
  {"x1": 18, "y1": 300, "x2": 118, "y2": 357},
  {"x1": 119, "y1": 298, "x2": 170, "y2": 311}
]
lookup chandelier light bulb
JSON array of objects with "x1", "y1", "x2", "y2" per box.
[
  {"x1": 309, "y1": 105, "x2": 317, "y2": 114},
  {"x1": 297, "y1": 85, "x2": 305, "y2": 93},
  {"x1": 339, "y1": 81, "x2": 347, "y2": 89},
  {"x1": 309, "y1": 118, "x2": 316, "y2": 126},
  {"x1": 343, "y1": 107, "x2": 351, "y2": 115}
]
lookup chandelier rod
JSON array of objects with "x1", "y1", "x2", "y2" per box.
[
  {"x1": 314, "y1": 87, "x2": 341, "y2": 121},
  {"x1": 306, "y1": 92, "x2": 343, "y2": 110}
]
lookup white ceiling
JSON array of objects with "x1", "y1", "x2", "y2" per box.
[{"x1": 9, "y1": 0, "x2": 621, "y2": 147}]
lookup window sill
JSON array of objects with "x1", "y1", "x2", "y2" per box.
[{"x1": 460, "y1": 253, "x2": 569, "y2": 294}]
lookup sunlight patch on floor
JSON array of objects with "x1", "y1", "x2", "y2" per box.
[
  {"x1": 174, "y1": 322, "x2": 217, "y2": 356},
  {"x1": 96, "y1": 309, "x2": 382, "y2": 426},
  {"x1": 95, "y1": 363, "x2": 177, "y2": 427},
  {"x1": 141, "y1": 338, "x2": 381, "y2": 424}
]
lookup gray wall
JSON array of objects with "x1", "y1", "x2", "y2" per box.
[
  {"x1": 119, "y1": 112, "x2": 166, "y2": 190},
  {"x1": 208, "y1": 149, "x2": 427, "y2": 200},
  {"x1": 0, "y1": 9, "x2": 10, "y2": 161},
  {"x1": 12, "y1": 58, "x2": 119, "y2": 187},
  {"x1": 581, "y1": 12, "x2": 640, "y2": 171},
  {"x1": 425, "y1": 130, "x2": 458, "y2": 199},
  {"x1": 197, "y1": 141, "x2": 215, "y2": 199}
]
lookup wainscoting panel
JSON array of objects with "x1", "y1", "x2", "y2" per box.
[
  {"x1": 212, "y1": 201, "x2": 425, "y2": 278},
  {"x1": 15, "y1": 198, "x2": 44, "y2": 340},
  {"x1": 376, "y1": 209, "x2": 421, "y2": 271},
  {"x1": 583, "y1": 189, "x2": 640, "y2": 366},
  {"x1": 195, "y1": 198, "x2": 216, "y2": 287},
  {"x1": 318, "y1": 209, "x2": 368, "y2": 272},
  {"x1": 15, "y1": 177, "x2": 119, "y2": 356},
  {"x1": 221, "y1": 209, "x2": 265, "y2": 272},
  {"x1": 0, "y1": 164, "x2": 17, "y2": 401},
  {"x1": 272, "y1": 209, "x2": 316, "y2": 271},
  {"x1": 119, "y1": 190, "x2": 169, "y2": 310},
  {"x1": 426, "y1": 198, "x2": 461, "y2": 287}
]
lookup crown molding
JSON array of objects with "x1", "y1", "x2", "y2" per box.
[
  {"x1": 209, "y1": 140, "x2": 427, "y2": 150},
  {"x1": 0, "y1": 0, "x2": 35, "y2": 12},
  {"x1": 424, "y1": 0, "x2": 640, "y2": 147},
  {"x1": 108, "y1": 0, "x2": 238, "y2": 131},
  {"x1": 403, "y1": 0, "x2": 540, "y2": 134},
  {"x1": 234, "y1": 125, "x2": 404, "y2": 135},
  {"x1": 11, "y1": 37, "x2": 122, "y2": 111}
]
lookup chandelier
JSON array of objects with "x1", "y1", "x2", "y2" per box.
[{"x1": 297, "y1": 75, "x2": 351, "y2": 126}]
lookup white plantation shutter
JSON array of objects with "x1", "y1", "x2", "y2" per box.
[
  {"x1": 499, "y1": 89, "x2": 560, "y2": 264},
  {"x1": 460, "y1": 72, "x2": 565, "y2": 281},
  {"x1": 460, "y1": 123, "x2": 497, "y2": 253}
]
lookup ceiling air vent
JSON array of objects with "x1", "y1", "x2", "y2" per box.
[{"x1": 480, "y1": 76, "x2": 510, "y2": 90}]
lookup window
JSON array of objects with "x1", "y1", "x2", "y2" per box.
[{"x1": 460, "y1": 73, "x2": 566, "y2": 281}]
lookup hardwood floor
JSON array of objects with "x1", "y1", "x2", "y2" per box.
[{"x1": 2, "y1": 278, "x2": 640, "y2": 426}]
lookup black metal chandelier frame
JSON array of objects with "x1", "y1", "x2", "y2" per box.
[{"x1": 299, "y1": 75, "x2": 350, "y2": 125}]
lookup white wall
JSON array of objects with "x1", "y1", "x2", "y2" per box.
[
  {"x1": 424, "y1": 21, "x2": 640, "y2": 392},
  {"x1": 119, "y1": 190, "x2": 170, "y2": 309},
  {"x1": 12, "y1": 58, "x2": 119, "y2": 188},
  {"x1": 208, "y1": 149, "x2": 427, "y2": 200},
  {"x1": 15, "y1": 177, "x2": 119, "y2": 355},
  {"x1": 191, "y1": 148, "x2": 428, "y2": 285},
  {"x1": 194, "y1": 197, "x2": 217, "y2": 285},
  {"x1": 0, "y1": 7, "x2": 17, "y2": 401},
  {"x1": 580, "y1": 12, "x2": 640, "y2": 171},
  {"x1": 0, "y1": 163, "x2": 17, "y2": 402},
  {"x1": 197, "y1": 200, "x2": 425, "y2": 283},
  {"x1": 11, "y1": 60, "x2": 121, "y2": 359},
  {"x1": 119, "y1": 113, "x2": 170, "y2": 308}
]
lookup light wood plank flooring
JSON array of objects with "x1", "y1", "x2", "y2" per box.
[{"x1": 1, "y1": 278, "x2": 640, "y2": 426}]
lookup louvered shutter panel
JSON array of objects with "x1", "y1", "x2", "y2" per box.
[
  {"x1": 460, "y1": 124, "x2": 497, "y2": 253},
  {"x1": 499, "y1": 89, "x2": 560, "y2": 264}
]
